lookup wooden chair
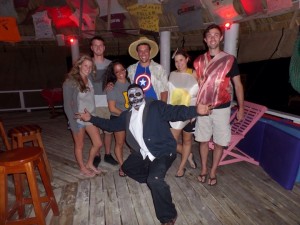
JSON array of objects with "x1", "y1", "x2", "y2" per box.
[
  {"x1": 0, "y1": 118, "x2": 11, "y2": 151},
  {"x1": 8, "y1": 124, "x2": 53, "y2": 181},
  {"x1": 210, "y1": 101, "x2": 268, "y2": 166},
  {"x1": 0, "y1": 146, "x2": 59, "y2": 224}
]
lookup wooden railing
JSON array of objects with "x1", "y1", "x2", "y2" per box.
[{"x1": 0, "y1": 89, "x2": 63, "y2": 113}]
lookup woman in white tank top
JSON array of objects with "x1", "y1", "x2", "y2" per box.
[{"x1": 167, "y1": 49, "x2": 199, "y2": 177}]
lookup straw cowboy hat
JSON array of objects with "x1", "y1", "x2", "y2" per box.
[{"x1": 128, "y1": 37, "x2": 159, "y2": 60}]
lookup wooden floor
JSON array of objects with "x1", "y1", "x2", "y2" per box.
[{"x1": 1, "y1": 110, "x2": 300, "y2": 225}]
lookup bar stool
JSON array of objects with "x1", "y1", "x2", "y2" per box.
[
  {"x1": 8, "y1": 124, "x2": 53, "y2": 181},
  {"x1": 0, "y1": 146, "x2": 59, "y2": 225},
  {"x1": 0, "y1": 118, "x2": 11, "y2": 151}
]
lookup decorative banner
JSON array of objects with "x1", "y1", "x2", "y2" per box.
[
  {"x1": 204, "y1": 0, "x2": 242, "y2": 23},
  {"x1": 69, "y1": 9, "x2": 96, "y2": 31},
  {"x1": 240, "y1": 0, "x2": 263, "y2": 16},
  {"x1": 164, "y1": 0, "x2": 204, "y2": 32},
  {"x1": 0, "y1": 0, "x2": 18, "y2": 18},
  {"x1": 45, "y1": 5, "x2": 77, "y2": 29},
  {"x1": 100, "y1": 13, "x2": 126, "y2": 37},
  {"x1": 96, "y1": 0, "x2": 127, "y2": 16},
  {"x1": 67, "y1": 0, "x2": 99, "y2": 15},
  {"x1": 32, "y1": 10, "x2": 54, "y2": 39},
  {"x1": 127, "y1": 3, "x2": 162, "y2": 32},
  {"x1": 0, "y1": 17, "x2": 21, "y2": 42},
  {"x1": 266, "y1": 0, "x2": 292, "y2": 14}
]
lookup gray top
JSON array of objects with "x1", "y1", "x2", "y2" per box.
[
  {"x1": 63, "y1": 78, "x2": 95, "y2": 132},
  {"x1": 106, "y1": 80, "x2": 130, "y2": 116},
  {"x1": 89, "y1": 58, "x2": 111, "y2": 95}
]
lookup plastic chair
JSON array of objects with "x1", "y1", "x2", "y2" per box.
[
  {"x1": 41, "y1": 88, "x2": 63, "y2": 118},
  {"x1": 210, "y1": 101, "x2": 268, "y2": 166}
]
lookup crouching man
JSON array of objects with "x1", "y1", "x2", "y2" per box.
[{"x1": 77, "y1": 83, "x2": 210, "y2": 225}]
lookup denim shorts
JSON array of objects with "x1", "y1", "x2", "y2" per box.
[{"x1": 77, "y1": 122, "x2": 86, "y2": 129}]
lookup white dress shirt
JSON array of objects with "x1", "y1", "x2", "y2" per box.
[{"x1": 129, "y1": 101, "x2": 155, "y2": 161}]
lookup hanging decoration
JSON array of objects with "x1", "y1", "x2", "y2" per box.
[
  {"x1": 69, "y1": 9, "x2": 96, "y2": 33},
  {"x1": 127, "y1": 3, "x2": 162, "y2": 32},
  {"x1": 97, "y1": 0, "x2": 127, "y2": 16},
  {"x1": 164, "y1": 0, "x2": 204, "y2": 32},
  {"x1": 240, "y1": 0, "x2": 263, "y2": 16},
  {"x1": 100, "y1": 13, "x2": 126, "y2": 37},
  {"x1": 32, "y1": 10, "x2": 54, "y2": 39},
  {"x1": 266, "y1": 0, "x2": 292, "y2": 14},
  {"x1": 203, "y1": 0, "x2": 242, "y2": 24},
  {"x1": 45, "y1": 5, "x2": 76, "y2": 29},
  {"x1": 0, "y1": 17, "x2": 21, "y2": 42}
]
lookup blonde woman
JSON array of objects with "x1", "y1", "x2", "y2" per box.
[
  {"x1": 168, "y1": 48, "x2": 199, "y2": 177},
  {"x1": 63, "y1": 55, "x2": 103, "y2": 177}
]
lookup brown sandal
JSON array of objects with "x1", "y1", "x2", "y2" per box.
[
  {"x1": 119, "y1": 168, "x2": 127, "y2": 177},
  {"x1": 208, "y1": 176, "x2": 217, "y2": 186}
]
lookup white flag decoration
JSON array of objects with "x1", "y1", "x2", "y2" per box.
[{"x1": 32, "y1": 10, "x2": 54, "y2": 39}]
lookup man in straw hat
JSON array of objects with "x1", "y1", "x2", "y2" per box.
[{"x1": 127, "y1": 36, "x2": 168, "y2": 102}]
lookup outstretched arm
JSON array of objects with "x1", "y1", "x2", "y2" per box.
[{"x1": 75, "y1": 108, "x2": 126, "y2": 132}]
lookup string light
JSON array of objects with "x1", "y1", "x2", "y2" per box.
[{"x1": 224, "y1": 22, "x2": 232, "y2": 30}]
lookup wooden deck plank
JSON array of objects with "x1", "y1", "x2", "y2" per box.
[
  {"x1": 89, "y1": 176, "x2": 105, "y2": 225},
  {"x1": 126, "y1": 178, "x2": 159, "y2": 225},
  {"x1": 73, "y1": 179, "x2": 90, "y2": 225},
  {"x1": 114, "y1": 172, "x2": 139, "y2": 225},
  {"x1": 1, "y1": 110, "x2": 300, "y2": 225},
  {"x1": 103, "y1": 173, "x2": 122, "y2": 225}
]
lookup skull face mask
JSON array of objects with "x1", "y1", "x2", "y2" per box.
[{"x1": 128, "y1": 87, "x2": 144, "y2": 109}]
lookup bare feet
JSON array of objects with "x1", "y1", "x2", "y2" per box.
[
  {"x1": 86, "y1": 164, "x2": 102, "y2": 175},
  {"x1": 187, "y1": 153, "x2": 197, "y2": 169},
  {"x1": 175, "y1": 168, "x2": 186, "y2": 178},
  {"x1": 80, "y1": 167, "x2": 95, "y2": 178}
]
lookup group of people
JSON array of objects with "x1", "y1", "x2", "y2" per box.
[{"x1": 63, "y1": 24, "x2": 244, "y2": 225}]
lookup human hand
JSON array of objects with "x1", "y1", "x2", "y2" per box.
[
  {"x1": 105, "y1": 82, "x2": 114, "y2": 91},
  {"x1": 197, "y1": 103, "x2": 212, "y2": 115},
  {"x1": 236, "y1": 107, "x2": 244, "y2": 122},
  {"x1": 75, "y1": 108, "x2": 91, "y2": 122}
]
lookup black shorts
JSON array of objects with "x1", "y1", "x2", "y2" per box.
[{"x1": 183, "y1": 120, "x2": 196, "y2": 133}]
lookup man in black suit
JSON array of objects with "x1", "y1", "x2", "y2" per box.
[{"x1": 77, "y1": 83, "x2": 210, "y2": 225}]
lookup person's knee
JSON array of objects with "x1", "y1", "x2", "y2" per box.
[
  {"x1": 147, "y1": 176, "x2": 164, "y2": 189},
  {"x1": 92, "y1": 140, "x2": 102, "y2": 149}
]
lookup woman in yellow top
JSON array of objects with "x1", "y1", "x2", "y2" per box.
[{"x1": 167, "y1": 48, "x2": 199, "y2": 177}]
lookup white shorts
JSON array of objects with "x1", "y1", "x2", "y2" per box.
[{"x1": 194, "y1": 107, "x2": 231, "y2": 147}]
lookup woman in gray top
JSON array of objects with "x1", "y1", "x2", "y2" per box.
[
  {"x1": 63, "y1": 55, "x2": 103, "y2": 178},
  {"x1": 103, "y1": 60, "x2": 130, "y2": 176}
]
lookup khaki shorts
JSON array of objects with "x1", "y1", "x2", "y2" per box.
[
  {"x1": 95, "y1": 107, "x2": 112, "y2": 134},
  {"x1": 194, "y1": 107, "x2": 231, "y2": 147}
]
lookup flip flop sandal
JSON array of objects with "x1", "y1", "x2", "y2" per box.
[
  {"x1": 197, "y1": 174, "x2": 208, "y2": 183},
  {"x1": 208, "y1": 176, "x2": 217, "y2": 186},
  {"x1": 119, "y1": 168, "x2": 127, "y2": 177}
]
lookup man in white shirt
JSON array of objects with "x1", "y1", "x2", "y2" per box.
[{"x1": 78, "y1": 84, "x2": 211, "y2": 225}]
